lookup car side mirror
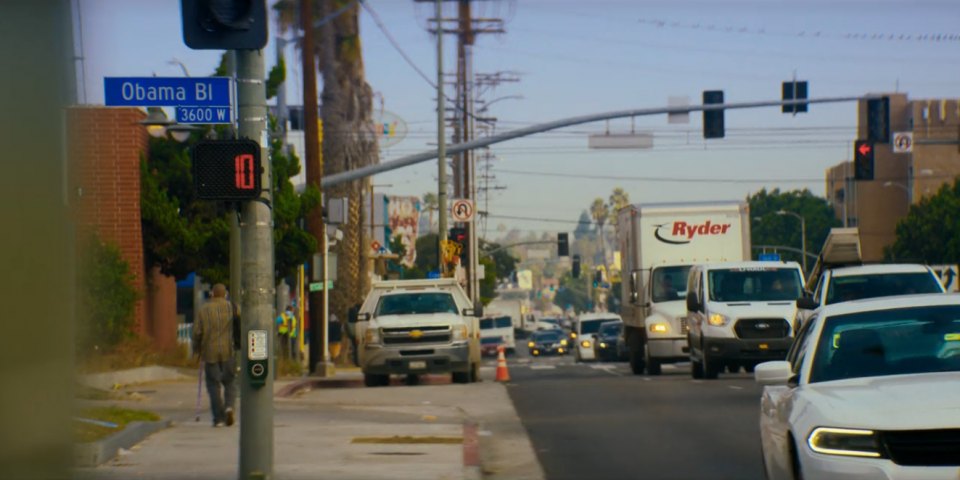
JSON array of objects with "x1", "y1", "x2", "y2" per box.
[
  {"x1": 685, "y1": 293, "x2": 700, "y2": 312},
  {"x1": 754, "y1": 361, "x2": 793, "y2": 386},
  {"x1": 473, "y1": 302, "x2": 484, "y2": 318},
  {"x1": 352, "y1": 312, "x2": 370, "y2": 323},
  {"x1": 796, "y1": 297, "x2": 819, "y2": 310}
]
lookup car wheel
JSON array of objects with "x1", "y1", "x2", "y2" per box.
[
  {"x1": 364, "y1": 373, "x2": 389, "y2": 387},
  {"x1": 644, "y1": 345, "x2": 662, "y2": 375},
  {"x1": 452, "y1": 370, "x2": 471, "y2": 384},
  {"x1": 789, "y1": 435, "x2": 804, "y2": 480},
  {"x1": 628, "y1": 334, "x2": 646, "y2": 375},
  {"x1": 726, "y1": 364, "x2": 741, "y2": 373},
  {"x1": 744, "y1": 363, "x2": 756, "y2": 373},
  {"x1": 404, "y1": 374, "x2": 420, "y2": 386},
  {"x1": 470, "y1": 362, "x2": 480, "y2": 383},
  {"x1": 703, "y1": 354, "x2": 720, "y2": 380}
]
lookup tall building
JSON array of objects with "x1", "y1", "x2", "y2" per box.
[{"x1": 826, "y1": 93, "x2": 960, "y2": 261}]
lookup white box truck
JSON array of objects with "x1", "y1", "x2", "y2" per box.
[{"x1": 617, "y1": 201, "x2": 751, "y2": 375}]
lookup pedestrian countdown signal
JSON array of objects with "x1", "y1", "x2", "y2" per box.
[{"x1": 192, "y1": 139, "x2": 262, "y2": 200}]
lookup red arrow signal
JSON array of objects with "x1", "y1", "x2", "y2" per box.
[{"x1": 857, "y1": 143, "x2": 872, "y2": 156}]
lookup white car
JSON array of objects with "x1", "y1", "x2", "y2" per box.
[
  {"x1": 576, "y1": 313, "x2": 621, "y2": 361},
  {"x1": 755, "y1": 294, "x2": 960, "y2": 480}
]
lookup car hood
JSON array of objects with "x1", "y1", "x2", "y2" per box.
[
  {"x1": 799, "y1": 372, "x2": 960, "y2": 430},
  {"x1": 372, "y1": 312, "x2": 464, "y2": 327}
]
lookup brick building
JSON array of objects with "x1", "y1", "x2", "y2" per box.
[
  {"x1": 825, "y1": 93, "x2": 960, "y2": 261},
  {"x1": 68, "y1": 106, "x2": 178, "y2": 348}
]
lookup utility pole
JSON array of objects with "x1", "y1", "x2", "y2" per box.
[
  {"x1": 225, "y1": 51, "x2": 243, "y2": 332},
  {"x1": 236, "y1": 48, "x2": 274, "y2": 479},
  {"x1": 302, "y1": 0, "x2": 331, "y2": 376},
  {"x1": 436, "y1": 0, "x2": 448, "y2": 274}
]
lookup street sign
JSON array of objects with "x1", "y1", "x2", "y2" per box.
[
  {"x1": 104, "y1": 77, "x2": 231, "y2": 107},
  {"x1": 451, "y1": 199, "x2": 475, "y2": 222},
  {"x1": 758, "y1": 253, "x2": 781, "y2": 261},
  {"x1": 309, "y1": 281, "x2": 335, "y2": 292},
  {"x1": 176, "y1": 106, "x2": 232, "y2": 124},
  {"x1": 931, "y1": 264, "x2": 958, "y2": 292},
  {"x1": 893, "y1": 131, "x2": 913, "y2": 153}
]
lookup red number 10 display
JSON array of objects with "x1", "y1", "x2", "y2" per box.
[{"x1": 192, "y1": 139, "x2": 262, "y2": 200}]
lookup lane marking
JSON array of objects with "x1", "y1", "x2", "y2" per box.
[
  {"x1": 728, "y1": 385, "x2": 744, "y2": 390},
  {"x1": 530, "y1": 365, "x2": 556, "y2": 370}
]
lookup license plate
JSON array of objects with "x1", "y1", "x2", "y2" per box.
[
  {"x1": 409, "y1": 361, "x2": 427, "y2": 370},
  {"x1": 759, "y1": 343, "x2": 769, "y2": 350}
]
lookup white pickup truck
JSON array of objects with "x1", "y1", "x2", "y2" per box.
[{"x1": 350, "y1": 279, "x2": 482, "y2": 387}]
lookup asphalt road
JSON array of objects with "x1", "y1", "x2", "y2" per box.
[{"x1": 503, "y1": 349, "x2": 766, "y2": 480}]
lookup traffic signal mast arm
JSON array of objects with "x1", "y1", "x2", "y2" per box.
[{"x1": 321, "y1": 94, "x2": 884, "y2": 188}]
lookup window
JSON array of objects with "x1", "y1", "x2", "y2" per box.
[
  {"x1": 825, "y1": 272, "x2": 944, "y2": 305},
  {"x1": 787, "y1": 315, "x2": 817, "y2": 374},
  {"x1": 375, "y1": 292, "x2": 458, "y2": 316},
  {"x1": 708, "y1": 267, "x2": 803, "y2": 302},
  {"x1": 651, "y1": 265, "x2": 691, "y2": 303}
]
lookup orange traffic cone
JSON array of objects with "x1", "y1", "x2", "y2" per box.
[{"x1": 495, "y1": 345, "x2": 511, "y2": 382}]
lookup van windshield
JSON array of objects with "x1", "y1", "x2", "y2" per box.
[
  {"x1": 825, "y1": 272, "x2": 944, "y2": 305},
  {"x1": 708, "y1": 267, "x2": 803, "y2": 302},
  {"x1": 375, "y1": 292, "x2": 458, "y2": 316}
]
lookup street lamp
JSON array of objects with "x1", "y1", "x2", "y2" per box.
[{"x1": 776, "y1": 210, "x2": 807, "y2": 274}]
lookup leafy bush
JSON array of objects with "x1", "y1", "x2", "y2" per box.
[{"x1": 76, "y1": 235, "x2": 139, "y2": 355}]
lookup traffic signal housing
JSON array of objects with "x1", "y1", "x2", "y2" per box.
[
  {"x1": 866, "y1": 97, "x2": 891, "y2": 143},
  {"x1": 192, "y1": 139, "x2": 262, "y2": 200},
  {"x1": 702, "y1": 90, "x2": 725, "y2": 139},
  {"x1": 782, "y1": 80, "x2": 808, "y2": 114},
  {"x1": 181, "y1": 0, "x2": 268, "y2": 50},
  {"x1": 448, "y1": 227, "x2": 468, "y2": 265},
  {"x1": 854, "y1": 140, "x2": 874, "y2": 181},
  {"x1": 572, "y1": 255, "x2": 581, "y2": 279},
  {"x1": 557, "y1": 232, "x2": 569, "y2": 257}
]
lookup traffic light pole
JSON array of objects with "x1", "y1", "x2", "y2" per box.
[{"x1": 236, "y1": 48, "x2": 274, "y2": 480}]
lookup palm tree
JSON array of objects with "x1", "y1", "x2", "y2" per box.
[
  {"x1": 590, "y1": 197, "x2": 610, "y2": 272},
  {"x1": 276, "y1": 0, "x2": 379, "y2": 326},
  {"x1": 608, "y1": 187, "x2": 630, "y2": 226}
]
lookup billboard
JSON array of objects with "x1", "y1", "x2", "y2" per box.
[{"x1": 387, "y1": 196, "x2": 421, "y2": 268}]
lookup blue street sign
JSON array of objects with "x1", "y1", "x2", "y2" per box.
[
  {"x1": 176, "y1": 106, "x2": 232, "y2": 124},
  {"x1": 758, "y1": 253, "x2": 781, "y2": 261},
  {"x1": 104, "y1": 77, "x2": 231, "y2": 107},
  {"x1": 427, "y1": 270, "x2": 440, "y2": 279}
]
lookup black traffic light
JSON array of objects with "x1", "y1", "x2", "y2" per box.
[
  {"x1": 782, "y1": 80, "x2": 808, "y2": 114},
  {"x1": 181, "y1": 0, "x2": 268, "y2": 50},
  {"x1": 557, "y1": 232, "x2": 569, "y2": 257},
  {"x1": 572, "y1": 255, "x2": 581, "y2": 279},
  {"x1": 854, "y1": 140, "x2": 874, "y2": 181},
  {"x1": 866, "y1": 97, "x2": 891, "y2": 144},
  {"x1": 448, "y1": 227, "x2": 468, "y2": 265},
  {"x1": 702, "y1": 90, "x2": 725, "y2": 139},
  {"x1": 192, "y1": 139, "x2": 262, "y2": 200}
]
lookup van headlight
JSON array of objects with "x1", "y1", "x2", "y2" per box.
[
  {"x1": 649, "y1": 323, "x2": 669, "y2": 333},
  {"x1": 581, "y1": 340, "x2": 591, "y2": 348},
  {"x1": 364, "y1": 328, "x2": 381, "y2": 345},
  {"x1": 708, "y1": 313, "x2": 730, "y2": 327},
  {"x1": 807, "y1": 427, "x2": 883, "y2": 458},
  {"x1": 452, "y1": 325, "x2": 469, "y2": 342}
]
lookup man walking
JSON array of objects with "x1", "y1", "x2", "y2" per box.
[{"x1": 192, "y1": 284, "x2": 238, "y2": 427}]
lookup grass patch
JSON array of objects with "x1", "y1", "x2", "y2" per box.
[
  {"x1": 277, "y1": 356, "x2": 304, "y2": 377},
  {"x1": 78, "y1": 337, "x2": 194, "y2": 374},
  {"x1": 351, "y1": 436, "x2": 463, "y2": 445},
  {"x1": 75, "y1": 406, "x2": 160, "y2": 443}
]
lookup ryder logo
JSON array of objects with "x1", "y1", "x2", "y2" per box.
[{"x1": 654, "y1": 221, "x2": 732, "y2": 245}]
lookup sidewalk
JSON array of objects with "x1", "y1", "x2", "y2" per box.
[{"x1": 74, "y1": 366, "x2": 544, "y2": 480}]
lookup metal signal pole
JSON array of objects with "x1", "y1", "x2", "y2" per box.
[
  {"x1": 236, "y1": 48, "x2": 274, "y2": 479},
  {"x1": 436, "y1": 0, "x2": 448, "y2": 274}
]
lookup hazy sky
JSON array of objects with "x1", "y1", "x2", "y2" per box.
[{"x1": 77, "y1": 0, "x2": 960, "y2": 238}]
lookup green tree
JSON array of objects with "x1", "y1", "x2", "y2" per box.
[
  {"x1": 76, "y1": 235, "x2": 140, "y2": 354},
  {"x1": 608, "y1": 187, "x2": 630, "y2": 226},
  {"x1": 554, "y1": 273, "x2": 590, "y2": 313},
  {"x1": 749, "y1": 188, "x2": 841, "y2": 269},
  {"x1": 886, "y1": 179, "x2": 960, "y2": 262}
]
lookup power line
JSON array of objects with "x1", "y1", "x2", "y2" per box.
[
  {"x1": 637, "y1": 18, "x2": 960, "y2": 43},
  {"x1": 495, "y1": 168, "x2": 824, "y2": 184}
]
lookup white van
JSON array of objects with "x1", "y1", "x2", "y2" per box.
[
  {"x1": 479, "y1": 314, "x2": 516, "y2": 355},
  {"x1": 685, "y1": 261, "x2": 804, "y2": 379},
  {"x1": 575, "y1": 313, "x2": 622, "y2": 361}
]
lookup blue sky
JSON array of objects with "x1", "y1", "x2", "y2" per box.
[{"x1": 77, "y1": 0, "x2": 960, "y2": 237}]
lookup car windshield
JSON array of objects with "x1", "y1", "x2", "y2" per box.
[
  {"x1": 708, "y1": 267, "x2": 802, "y2": 302},
  {"x1": 598, "y1": 322, "x2": 622, "y2": 336},
  {"x1": 825, "y1": 272, "x2": 944, "y2": 305},
  {"x1": 651, "y1": 266, "x2": 691, "y2": 302},
  {"x1": 534, "y1": 331, "x2": 562, "y2": 342},
  {"x1": 481, "y1": 316, "x2": 512, "y2": 329},
  {"x1": 580, "y1": 319, "x2": 615, "y2": 334},
  {"x1": 809, "y1": 305, "x2": 960, "y2": 383},
  {"x1": 375, "y1": 292, "x2": 458, "y2": 316}
]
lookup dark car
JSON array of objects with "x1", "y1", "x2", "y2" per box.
[
  {"x1": 527, "y1": 329, "x2": 569, "y2": 357},
  {"x1": 594, "y1": 321, "x2": 626, "y2": 362}
]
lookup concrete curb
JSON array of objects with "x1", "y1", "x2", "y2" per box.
[
  {"x1": 79, "y1": 366, "x2": 190, "y2": 390},
  {"x1": 463, "y1": 421, "x2": 482, "y2": 480},
  {"x1": 75, "y1": 420, "x2": 171, "y2": 467}
]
